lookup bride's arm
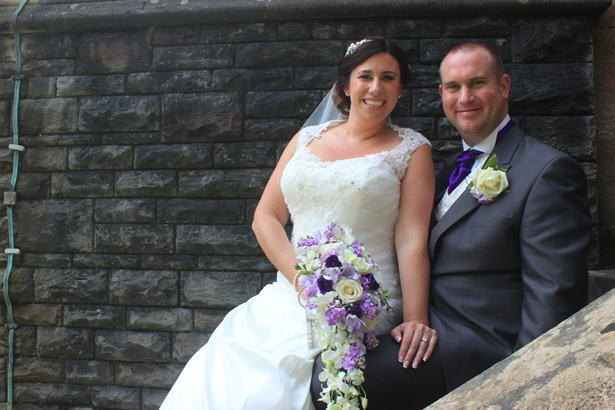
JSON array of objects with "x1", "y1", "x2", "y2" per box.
[
  {"x1": 391, "y1": 143, "x2": 437, "y2": 369},
  {"x1": 252, "y1": 132, "x2": 301, "y2": 285}
]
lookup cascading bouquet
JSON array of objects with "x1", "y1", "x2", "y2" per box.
[{"x1": 295, "y1": 223, "x2": 389, "y2": 410}]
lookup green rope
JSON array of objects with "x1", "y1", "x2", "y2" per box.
[{"x1": 4, "y1": 1, "x2": 29, "y2": 408}]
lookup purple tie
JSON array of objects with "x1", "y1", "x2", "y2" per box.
[{"x1": 447, "y1": 149, "x2": 482, "y2": 194}]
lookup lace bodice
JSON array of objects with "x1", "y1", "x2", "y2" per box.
[{"x1": 281, "y1": 120, "x2": 430, "y2": 305}]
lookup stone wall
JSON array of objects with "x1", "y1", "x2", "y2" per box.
[{"x1": 0, "y1": 1, "x2": 610, "y2": 408}]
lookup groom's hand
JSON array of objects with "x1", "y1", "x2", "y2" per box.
[{"x1": 391, "y1": 320, "x2": 438, "y2": 369}]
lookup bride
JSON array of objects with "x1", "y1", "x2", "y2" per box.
[{"x1": 160, "y1": 37, "x2": 437, "y2": 410}]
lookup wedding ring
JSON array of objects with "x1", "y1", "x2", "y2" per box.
[{"x1": 421, "y1": 337, "x2": 428, "y2": 343}]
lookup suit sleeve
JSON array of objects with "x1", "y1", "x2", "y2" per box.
[{"x1": 516, "y1": 154, "x2": 591, "y2": 349}]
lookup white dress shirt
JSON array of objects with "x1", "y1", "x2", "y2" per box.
[{"x1": 435, "y1": 115, "x2": 511, "y2": 221}]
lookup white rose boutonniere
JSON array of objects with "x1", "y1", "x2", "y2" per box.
[{"x1": 467, "y1": 154, "x2": 509, "y2": 204}]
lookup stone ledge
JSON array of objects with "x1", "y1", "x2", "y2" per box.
[
  {"x1": 0, "y1": 0, "x2": 612, "y2": 33},
  {"x1": 426, "y1": 287, "x2": 615, "y2": 410}
]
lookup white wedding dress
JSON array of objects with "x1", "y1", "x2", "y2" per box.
[{"x1": 159, "y1": 120, "x2": 429, "y2": 410}]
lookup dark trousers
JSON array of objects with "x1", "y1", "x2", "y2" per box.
[{"x1": 311, "y1": 336, "x2": 448, "y2": 410}]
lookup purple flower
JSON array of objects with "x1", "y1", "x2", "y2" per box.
[
  {"x1": 345, "y1": 314, "x2": 365, "y2": 337},
  {"x1": 364, "y1": 331, "x2": 379, "y2": 350},
  {"x1": 361, "y1": 273, "x2": 380, "y2": 291},
  {"x1": 341, "y1": 344, "x2": 365, "y2": 370},
  {"x1": 325, "y1": 254, "x2": 342, "y2": 268},
  {"x1": 347, "y1": 303, "x2": 363, "y2": 318},
  {"x1": 325, "y1": 307, "x2": 346, "y2": 326},
  {"x1": 317, "y1": 276, "x2": 334, "y2": 293}
]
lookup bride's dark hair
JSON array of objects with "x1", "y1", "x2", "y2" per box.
[{"x1": 333, "y1": 38, "x2": 411, "y2": 115}]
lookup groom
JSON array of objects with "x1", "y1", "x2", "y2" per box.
[{"x1": 311, "y1": 42, "x2": 592, "y2": 409}]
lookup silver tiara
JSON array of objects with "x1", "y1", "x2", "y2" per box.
[{"x1": 345, "y1": 39, "x2": 372, "y2": 57}]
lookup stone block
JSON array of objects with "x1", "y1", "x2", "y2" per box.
[
  {"x1": 13, "y1": 382, "x2": 90, "y2": 405},
  {"x1": 194, "y1": 308, "x2": 228, "y2": 332},
  {"x1": 22, "y1": 253, "x2": 72, "y2": 268},
  {"x1": 411, "y1": 88, "x2": 442, "y2": 116},
  {"x1": 178, "y1": 169, "x2": 271, "y2": 198},
  {"x1": 1, "y1": 325, "x2": 36, "y2": 356},
  {"x1": 52, "y1": 171, "x2": 115, "y2": 198},
  {"x1": 180, "y1": 270, "x2": 261, "y2": 308},
  {"x1": 213, "y1": 141, "x2": 276, "y2": 168},
  {"x1": 95, "y1": 330, "x2": 170, "y2": 362},
  {"x1": 198, "y1": 255, "x2": 274, "y2": 272},
  {"x1": 57, "y1": 74, "x2": 126, "y2": 97},
  {"x1": 79, "y1": 96, "x2": 159, "y2": 132},
  {"x1": 95, "y1": 199, "x2": 156, "y2": 223},
  {"x1": 95, "y1": 224, "x2": 175, "y2": 254},
  {"x1": 444, "y1": 16, "x2": 509, "y2": 37},
  {"x1": 201, "y1": 22, "x2": 277, "y2": 43},
  {"x1": 294, "y1": 67, "x2": 337, "y2": 90},
  {"x1": 511, "y1": 17, "x2": 593, "y2": 63},
  {"x1": 68, "y1": 145, "x2": 133, "y2": 170},
  {"x1": 66, "y1": 360, "x2": 113, "y2": 384},
  {"x1": 91, "y1": 385, "x2": 140, "y2": 409},
  {"x1": 171, "y1": 331, "x2": 210, "y2": 363},
  {"x1": 26, "y1": 77, "x2": 56, "y2": 99},
  {"x1": 426, "y1": 289, "x2": 615, "y2": 410},
  {"x1": 64, "y1": 305, "x2": 126, "y2": 329},
  {"x1": 154, "y1": 44, "x2": 233, "y2": 70},
  {"x1": 3, "y1": 267, "x2": 34, "y2": 303},
  {"x1": 77, "y1": 29, "x2": 152, "y2": 75},
  {"x1": 0, "y1": 100, "x2": 8, "y2": 136},
  {"x1": 134, "y1": 143, "x2": 213, "y2": 169},
  {"x1": 115, "y1": 170, "x2": 177, "y2": 197},
  {"x1": 37, "y1": 326, "x2": 94, "y2": 359},
  {"x1": 508, "y1": 63, "x2": 593, "y2": 115},
  {"x1": 244, "y1": 119, "x2": 302, "y2": 141},
  {"x1": 245, "y1": 90, "x2": 321, "y2": 118},
  {"x1": 408, "y1": 64, "x2": 440, "y2": 88},
  {"x1": 152, "y1": 25, "x2": 200, "y2": 46},
  {"x1": 142, "y1": 389, "x2": 168, "y2": 410},
  {"x1": 161, "y1": 93, "x2": 242, "y2": 143},
  {"x1": 176, "y1": 224, "x2": 261, "y2": 255},
  {"x1": 236, "y1": 41, "x2": 344, "y2": 68},
  {"x1": 127, "y1": 307, "x2": 193, "y2": 331},
  {"x1": 108, "y1": 269, "x2": 178, "y2": 306},
  {"x1": 22, "y1": 33, "x2": 77, "y2": 60},
  {"x1": 524, "y1": 116, "x2": 595, "y2": 162},
  {"x1": 13, "y1": 172, "x2": 51, "y2": 199},
  {"x1": 19, "y1": 98, "x2": 79, "y2": 134},
  {"x1": 278, "y1": 21, "x2": 311, "y2": 40},
  {"x1": 116, "y1": 362, "x2": 184, "y2": 388},
  {"x1": 13, "y1": 303, "x2": 62, "y2": 326},
  {"x1": 23, "y1": 59, "x2": 75, "y2": 77},
  {"x1": 127, "y1": 70, "x2": 211, "y2": 94},
  {"x1": 34, "y1": 268, "x2": 107, "y2": 304},
  {"x1": 589, "y1": 270, "x2": 615, "y2": 301},
  {"x1": 141, "y1": 254, "x2": 198, "y2": 270},
  {"x1": 157, "y1": 199, "x2": 244, "y2": 224},
  {"x1": 72, "y1": 253, "x2": 140, "y2": 269},
  {"x1": 102, "y1": 132, "x2": 159, "y2": 145},
  {"x1": 386, "y1": 19, "x2": 444, "y2": 39},
  {"x1": 20, "y1": 146, "x2": 67, "y2": 171},
  {"x1": 315, "y1": 21, "x2": 384, "y2": 40},
  {"x1": 420, "y1": 38, "x2": 510, "y2": 64},
  {"x1": 213, "y1": 68, "x2": 293, "y2": 91},
  {"x1": 13, "y1": 357, "x2": 64, "y2": 382}
]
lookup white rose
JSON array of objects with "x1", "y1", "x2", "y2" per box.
[
  {"x1": 474, "y1": 167, "x2": 509, "y2": 199},
  {"x1": 352, "y1": 257, "x2": 373, "y2": 274},
  {"x1": 336, "y1": 279, "x2": 363, "y2": 303}
]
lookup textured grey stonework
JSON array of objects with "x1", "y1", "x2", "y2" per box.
[
  {"x1": 0, "y1": 0, "x2": 610, "y2": 408},
  {"x1": 426, "y1": 288, "x2": 615, "y2": 410}
]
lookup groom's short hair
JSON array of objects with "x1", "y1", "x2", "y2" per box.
[{"x1": 440, "y1": 42, "x2": 506, "y2": 81}]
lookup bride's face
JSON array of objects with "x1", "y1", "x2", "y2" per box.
[{"x1": 344, "y1": 52, "x2": 403, "y2": 121}]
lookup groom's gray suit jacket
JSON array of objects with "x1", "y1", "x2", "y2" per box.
[{"x1": 428, "y1": 123, "x2": 591, "y2": 390}]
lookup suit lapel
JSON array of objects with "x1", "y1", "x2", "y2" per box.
[{"x1": 429, "y1": 124, "x2": 525, "y2": 257}]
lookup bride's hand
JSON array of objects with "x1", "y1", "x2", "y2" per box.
[{"x1": 390, "y1": 320, "x2": 438, "y2": 369}]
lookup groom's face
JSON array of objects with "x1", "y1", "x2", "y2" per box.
[{"x1": 439, "y1": 48, "x2": 510, "y2": 147}]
